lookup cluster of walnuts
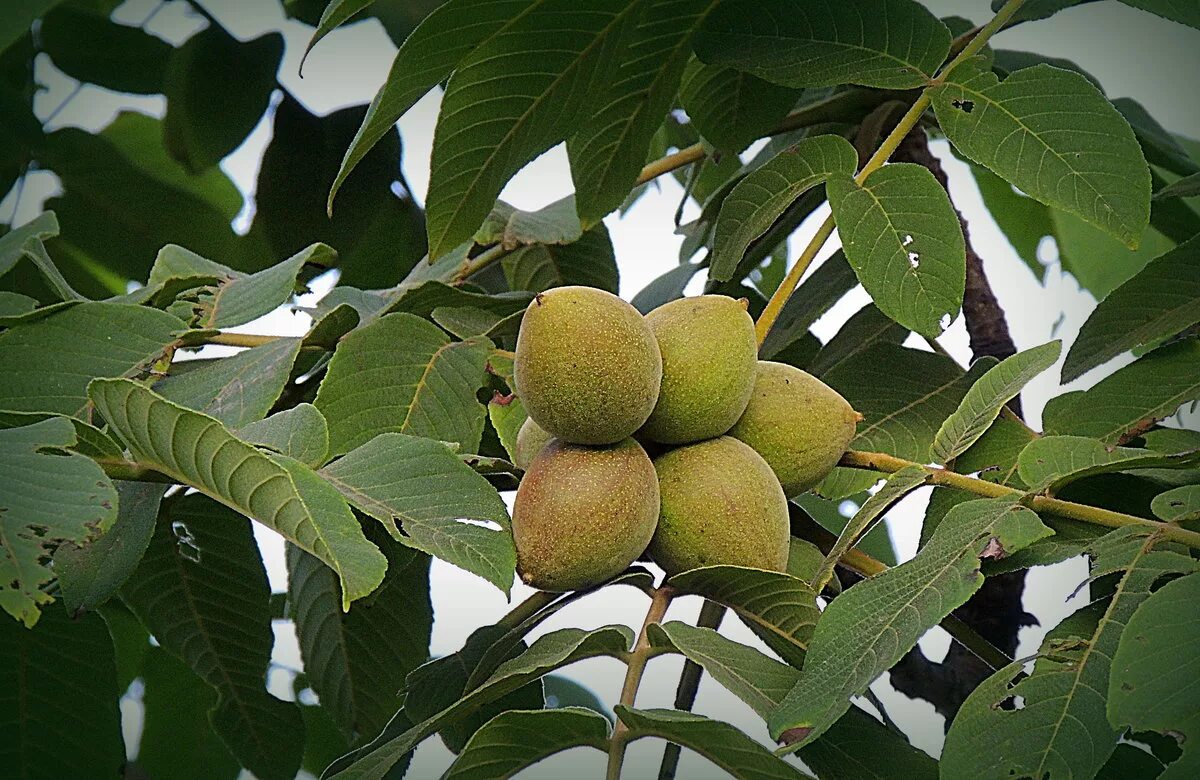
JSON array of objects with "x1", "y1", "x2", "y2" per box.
[{"x1": 510, "y1": 286, "x2": 860, "y2": 591}]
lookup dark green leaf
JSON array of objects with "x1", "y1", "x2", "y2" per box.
[
  {"x1": 443, "y1": 707, "x2": 610, "y2": 778},
  {"x1": 156, "y1": 338, "x2": 302, "y2": 428},
  {"x1": 808, "y1": 303, "x2": 908, "y2": 377},
  {"x1": 0, "y1": 606, "x2": 124, "y2": 776},
  {"x1": 0, "y1": 418, "x2": 117, "y2": 626},
  {"x1": 314, "y1": 313, "x2": 492, "y2": 456},
  {"x1": 964, "y1": 160, "x2": 1052, "y2": 280},
  {"x1": 237, "y1": 403, "x2": 330, "y2": 467},
  {"x1": 631, "y1": 262, "x2": 703, "y2": 314},
  {"x1": 694, "y1": 0, "x2": 951, "y2": 89},
  {"x1": 758, "y1": 251, "x2": 858, "y2": 360},
  {"x1": 123, "y1": 495, "x2": 305, "y2": 780},
  {"x1": 1118, "y1": 0, "x2": 1200, "y2": 30},
  {"x1": 0, "y1": 1, "x2": 67, "y2": 55},
  {"x1": 40, "y1": 6, "x2": 172, "y2": 94},
  {"x1": 678, "y1": 57, "x2": 800, "y2": 153},
  {"x1": 829, "y1": 163, "x2": 966, "y2": 337},
  {"x1": 1154, "y1": 171, "x2": 1200, "y2": 200},
  {"x1": 1062, "y1": 234, "x2": 1200, "y2": 382},
  {"x1": 954, "y1": 416, "x2": 1037, "y2": 488},
  {"x1": 1053, "y1": 208, "x2": 1176, "y2": 300},
  {"x1": 794, "y1": 492, "x2": 898, "y2": 566},
  {"x1": 501, "y1": 224, "x2": 618, "y2": 294},
  {"x1": 301, "y1": 0, "x2": 376, "y2": 71}
]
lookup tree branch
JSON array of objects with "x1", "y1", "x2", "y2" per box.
[{"x1": 608, "y1": 585, "x2": 676, "y2": 780}]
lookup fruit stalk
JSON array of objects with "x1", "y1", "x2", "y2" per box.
[{"x1": 608, "y1": 585, "x2": 676, "y2": 780}]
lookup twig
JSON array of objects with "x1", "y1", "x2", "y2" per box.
[
  {"x1": 608, "y1": 585, "x2": 676, "y2": 780},
  {"x1": 657, "y1": 600, "x2": 726, "y2": 780}
]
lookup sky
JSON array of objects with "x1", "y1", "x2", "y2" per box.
[{"x1": 4, "y1": 1, "x2": 1199, "y2": 777}]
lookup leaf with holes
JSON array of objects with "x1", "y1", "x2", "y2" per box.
[
  {"x1": 930, "y1": 59, "x2": 1150, "y2": 248},
  {"x1": 942, "y1": 527, "x2": 1198, "y2": 780},
  {"x1": 694, "y1": 0, "x2": 951, "y2": 89},
  {"x1": 319, "y1": 432, "x2": 515, "y2": 593},
  {"x1": 930, "y1": 340, "x2": 1061, "y2": 464},
  {"x1": 677, "y1": 56, "x2": 800, "y2": 153},
  {"x1": 0, "y1": 418, "x2": 118, "y2": 626},
  {"x1": 1062, "y1": 234, "x2": 1200, "y2": 382},
  {"x1": 769, "y1": 497, "x2": 1051, "y2": 747},
  {"x1": 1043, "y1": 339, "x2": 1200, "y2": 444},
  {"x1": 89, "y1": 378, "x2": 386, "y2": 607},
  {"x1": 323, "y1": 625, "x2": 633, "y2": 780},
  {"x1": 315, "y1": 313, "x2": 493, "y2": 456},
  {"x1": 444, "y1": 707, "x2": 610, "y2": 778},
  {"x1": 424, "y1": 1, "x2": 639, "y2": 257},
  {"x1": 238, "y1": 404, "x2": 331, "y2": 468},
  {"x1": 1152, "y1": 485, "x2": 1200, "y2": 523},
  {"x1": 829, "y1": 163, "x2": 966, "y2": 337},
  {"x1": 0, "y1": 301, "x2": 181, "y2": 416},
  {"x1": 123, "y1": 495, "x2": 305, "y2": 780},
  {"x1": 1017, "y1": 435, "x2": 1200, "y2": 492},
  {"x1": 711, "y1": 135, "x2": 858, "y2": 281}
]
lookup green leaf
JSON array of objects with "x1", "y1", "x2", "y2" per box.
[
  {"x1": 0, "y1": 291, "x2": 36, "y2": 317},
  {"x1": 694, "y1": 0, "x2": 951, "y2": 89},
  {"x1": 1152, "y1": 485, "x2": 1200, "y2": 523},
  {"x1": 1109, "y1": 572, "x2": 1200, "y2": 779},
  {"x1": 156, "y1": 338, "x2": 302, "y2": 428},
  {"x1": 288, "y1": 531, "x2": 431, "y2": 739},
  {"x1": 0, "y1": 1, "x2": 66, "y2": 55},
  {"x1": 814, "y1": 466, "x2": 929, "y2": 591},
  {"x1": 1043, "y1": 339, "x2": 1200, "y2": 444},
  {"x1": 0, "y1": 606, "x2": 123, "y2": 775},
  {"x1": 123, "y1": 495, "x2": 305, "y2": 780},
  {"x1": 667, "y1": 565, "x2": 819, "y2": 667},
  {"x1": 964, "y1": 159, "x2": 1053, "y2": 280},
  {"x1": 616, "y1": 706, "x2": 813, "y2": 779},
  {"x1": 0, "y1": 212, "x2": 59, "y2": 279},
  {"x1": 930, "y1": 340, "x2": 1061, "y2": 463},
  {"x1": 164, "y1": 26, "x2": 283, "y2": 172},
  {"x1": 569, "y1": 0, "x2": 717, "y2": 224},
  {"x1": 1054, "y1": 209, "x2": 1177, "y2": 301},
  {"x1": 444, "y1": 707, "x2": 610, "y2": 778},
  {"x1": 828, "y1": 162, "x2": 966, "y2": 337},
  {"x1": 138, "y1": 647, "x2": 240, "y2": 780},
  {"x1": 320, "y1": 433, "x2": 514, "y2": 593},
  {"x1": 0, "y1": 301, "x2": 182, "y2": 416},
  {"x1": 808, "y1": 303, "x2": 908, "y2": 377},
  {"x1": 237, "y1": 403, "x2": 330, "y2": 467},
  {"x1": 324, "y1": 625, "x2": 633, "y2": 779},
  {"x1": 797, "y1": 706, "x2": 939, "y2": 780},
  {"x1": 1154, "y1": 171, "x2": 1200, "y2": 200},
  {"x1": 475, "y1": 195, "x2": 583, "y2": 249},
  {"x1": 424, "y1": 0, "x2": 638, "y2": 257},
  {"x1": 488, "y1": 394, "x2": 526, "y2": 464},
  {"x1": 677, "y1": 57, "x2": 800, "y2": 153},
  {"x1": 711, "y1": 136, "x2": 858, "y2": 281},
  {"x1": 954, "y1": 416, "x2": 1037, "y2": 488},
  {"x1": 502, "y1": 224, "x2": 619, "y2": 294},
  {"x1": 943, "y1": 528, "x2": 1198, "y2": 780},
  {"x1": 301, "y1": 0, "x2": 376, "y2": 70},
  {"x1": 39, "y1": 6, "x2": 172, "y2": 94},
  {"x1": 631, "y1": 262, "x2": 703, "y2": 314},
  {"x1": 794, "y1": 492, "x2": 898, "y2": 566},
  {"x1": 89, "y1": 378, "x2": 386, "y2": 607},
  {"x1": 328, "y1": 0, "x2": 533, "y2": 212},
  {"x1": 1017, "y1": 435, "x2": 1200, "y2": 492},
  {"x1": 817, "y1": 345, "x2": 992, "y2": 499},
  {"x1": 930, "y1": 59, "x2": 1151, "y2": 248},
  {"x1": 1118, "y1": 0, "x2": 1200, "y2": 30},
  {"x1": 1063, "y1": 234, "x2": 1200, "y2": 382},
  {"x1": 54, "y1": 481, "x2": 165, "y2": 617},
  {"x1": 758, "y1": 251, "x2": 859, "y2": 360},
  {"x1": 769, "y1": 497, "x2": 1052, "y2": 746},
  {"x1": 0, "y1": 418, "x2": 118, "y2": 626},
  {"x1": 315, "y1": 312, "x2": 492, "y2": 456}
]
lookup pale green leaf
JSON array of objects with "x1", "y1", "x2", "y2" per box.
[
  {"x1": 964, "y1": 159, "x2": 1053, "y2": 280},
  {"x1": 1152, "y1": 485, "x2": 1200, "y2": 523},
  {"x1": 693, "y1": 0, "x2": 951, "y2": 89},
  {"x1": 0, "y1": 291, "x2": 37, "y2": 317},
  {"x1": 678, "y1": 56, "x2": 800, "y2": 153},
  {"x1": 1043, "y1": 339, "x2": 1200, "y2": 443},
  {"x1": 488, "y1": 395, "x2": 527, "y2": 465},
  {"x1": 301, "y1": 0, "x2": 376, "y2": 71},
  {"x1": 569, "y1": 0, "x2": 717, "y2": 224},
  {"x1": 667, "y1": 565, "x2": 819, "y2": 667},
  {"x1": 156, "y1": 337, "x2": 302, "y2": 428},
  {"x1": 474, "y1": 195, "x2": 582, "y2": 249},
  {"x1": 829, "y1": 163, "x2": 966, "y2": 337},
  {"x1": 324, "y1": 625, "x2": 633, "y2": 779},
  {"x1": 89, "y1": 378, "x2": 386, "y2": 607},
  {"x1": 319, "y1": 433, "x2": 515, "y2": 593},
  {"x1": 328, "y1": 0, "x2": 533, "y2": 212},
  {"x1": 424, "y1": 1, "x2": 638, "y2": 257},
  {"x1": 237, "y1": 403, "x2": 330, "y2": 467},
  {"x1": 123, "y1": 495, "x2": 305, "y2": 780},
  {"x1": 1062, "y1": 234, "x2": 1200, "y2": 382},
  {"x1": 1109, "y1": 572, "x2": 1200, "y2": 779},
  {"x1": 954, "y1": 416, "x2": 1037, "y2": 488},
  {"x1": 444, "y1": 707, "x2": 610, "y2": 778},
  {"x1": 287, "y1": 532, "x2": 431, "y2": 739},
  {"x1": 711, "y1": 136, "x2": 858, "y2": 281},
  {"x1": 943, "y1": 527, "x2": 1198, "y2": 780},
  {"x1": 769, "y1": 497, "x2": 1051, "y2": 746},
  {"x1": 54, "y1": 481, "x2": 165, "y2": 617},
  {"x1": 1017, "y1": 435, "x2": 1200, "y2": 492},
  {"x1": 930, "y1": 59, "x2": 1150, "y2": 247},
  {"x1": 0, "y1": 301, "x2": 182, "y2": 416},
  {"x1": 314, "y1": 313, "x2": 492, "y2": 456},
  {"x1": 0, "y1": 418, "x2": 118, "y2": 627},
  {"x1": 617, "y1": 706, "x2": 813, "y2": 779},
  {"x1": 794, "y1": 492, "x2": 898, "y2": 567},
  {"x1": 930, "y1": 341, "x2": 1061, "y2": 463},
  {"x1": 0, "y1": 606, "x2": 123, "y2": 776},
  {"x1": 0, "y1": 211, "x2": 59, "y2": 278}
]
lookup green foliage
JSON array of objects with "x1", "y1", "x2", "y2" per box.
[{"x1": 444, "y1": 707, "x2": 610, "y2": 778}]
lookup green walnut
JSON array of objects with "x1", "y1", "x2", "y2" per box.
[
  {"x1": 513, "y1": 416, "x2": 554, "y2": 470},
  {"x1": 728, "y1": 361, "x2": 860, "y2": 496},
  {"x1": 512, "y1": 438, "x2": 659, "y2": 591},
  {"x1": 640, "y1": 295, "x2": 757, "y2": 444},
  {"x1": 514, "y1": 286, "x2": 662, "y2": 445},
  {"x1": 650, "y1": 436, "x2": 789, "y2": 575}
]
